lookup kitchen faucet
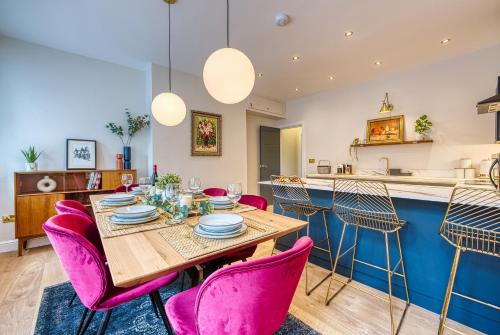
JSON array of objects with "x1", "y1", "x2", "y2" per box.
[{"x1": 380, "y1": 157, "x2": 390, "y2": 176}]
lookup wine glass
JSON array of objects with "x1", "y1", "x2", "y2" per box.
[
  {"x1": 188, "y1": 177, "x2": 201, "y2": 194},
  {"x1": 139, "y1": 177, "x2": 151, "y2": 195},
  {"x1": 227, "y1": 182, "x2": 242, "y2": 207},
  {"x1": 121, "y1": 173, "x2": 133, "y2": 193},
  {"x1": 165, "y1": 183, "x2": 183, "y2": 223}
]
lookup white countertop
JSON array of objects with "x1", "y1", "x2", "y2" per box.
[{"x1": 306, "y1": 173, "x2": 460, "y2": 186}]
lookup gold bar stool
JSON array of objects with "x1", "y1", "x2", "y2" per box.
[
  {"x1": 270, "y1": 175, "x2": 334, "y2": 296},
  {"x1": 324, "y1": 179, "x2": 410, "y2": 335},
  {"x1": 438, "y1": 186, "x2": 500, "y2": 335}
]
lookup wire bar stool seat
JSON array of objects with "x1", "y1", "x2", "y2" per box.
[
  {"x1": 438, "y1": 185, "x2": 500, "y2": 335},
  {"x1": 270, "y1": 175, "x2": 334, "y2": 296},
  {"x1": 325, "y1": 179, "x2": 410, "y2": 335}
]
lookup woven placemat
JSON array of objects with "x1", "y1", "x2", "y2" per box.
[
  {"x1": 159, "y1": 218, "x2": 277, "y2": 260},
  {"x1": 91, "y1": 197, "x2": 140, "y2": 213},
  {"x1": 213, "y1": 204, "x2": 257, "y2": 214},
  {"x1": 95, "y1": 211, "x2": 172, "y2": 238}
]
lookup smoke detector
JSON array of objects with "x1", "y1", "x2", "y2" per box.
[{"x1": 275, "y1": 12, "x2": 290, "y2": 27}]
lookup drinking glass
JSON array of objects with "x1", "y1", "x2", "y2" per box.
[
  {"x1": 138, "y1": 177, "x2": 151, "y2": 195},
  {"x1": 121, "y1": 173, "x2": 133, "y2": 193},
  {"x1": 188, "y1": 177, "x2": 201, "y2": 194},
  {"x1": 227, "y1": 182, "x2": 242, "y2": 207},
  {"x1": 165, "y1": 183, "x2": 183, "y2": 223}
]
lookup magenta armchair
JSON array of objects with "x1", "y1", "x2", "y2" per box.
[
  {"x1": 166, "y1": 237, "x2": 313, "y2": 335},
  {"x1": 203, "y1": 188, "x2": 227, "y2": 196},
  {"x1": 55, "y1": 199, "x2": 93, "y2": 221},
  {"x1": 43, "y1": 214, "x2": 178, "y2": 335}
]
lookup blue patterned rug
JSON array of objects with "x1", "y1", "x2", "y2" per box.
[{"x1": 34, "y1": 279, "x2": 320, "y2": 334}]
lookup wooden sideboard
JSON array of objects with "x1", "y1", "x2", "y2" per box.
[{"x1": 14, "y1": 169, "x2": 136, "y2": 256}]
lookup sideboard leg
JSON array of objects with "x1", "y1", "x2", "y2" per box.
[{"x1": 17, "y1": 239, "x2": 25, "y2": 256}]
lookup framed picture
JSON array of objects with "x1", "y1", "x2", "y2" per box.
[
  {"x1": 191, "y1": 110, "x2": 222, "y2": 156},
  {"x1": 366, "y1": 115, "x2": 405, "y2": 144},
  {"x1": 66, "y1": 139, "x2": 97, "y2": 170}
]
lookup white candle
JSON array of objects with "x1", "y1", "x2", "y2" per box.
[{"x1": 180, "y1": 194, "x2": 193, "y2": 207}]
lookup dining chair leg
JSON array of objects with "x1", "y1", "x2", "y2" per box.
[
  {"x1": 97, "y1": 310, "x2": 112, "y2": 335},
  {"x1": 384, "y1": 233, "x2": 395, "y2": 335},
  {"x1": 150, "y1": 290, "x2": 174, "y2": 334},
  {"x1": 76, "y1": 308, "x2": 88, "y2": 335},
  {"x1": 179, "y1": 271, "x2": 186, "y2": 292},
  {"x1": 68, "y1": 291, "x2": 78, "y2": 307},
  {"x1": 78, "y1": 310, "x2": 95, "y2": 335},
  {"x1": 149, "y1": 293, "x2": 160, "y2": 318}
]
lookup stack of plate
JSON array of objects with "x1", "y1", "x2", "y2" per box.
[
  {"x1": 194, "y1": 214, "x2": 247, "y2": 239},
  {"x1": 101, "y1": 194, "x2": 136, "y2": 207},
  {"x1": 130, "y1": 186, "x2": 144, "y2": 195},
  {"x1": 110, "y1": 205, "x2": 160, "y2": 225},
  {"x1": 209, "y1": 196, "x2": 235, "y2": 210}
]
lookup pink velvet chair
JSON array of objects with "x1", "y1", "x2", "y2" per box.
[
  {"x1": 43, "y1": 214, "x2": 178, "y2": 335},
  {"x1": 166, "y1": 237, "x2": 313, "y2": 335},
  {"x1": 55, "y1": 199, "x2": 93, "y2": 221},
  {"x1": 114, "y1": 183, "x2": 139, "y2": 193},
  {"x1": 203, "y1": 188, "x2": 227, "y2": 196}
]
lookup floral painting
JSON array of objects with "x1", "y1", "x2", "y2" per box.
[
  {"x1": 191, "y1": 111, "x2": 222, "y2": 156},
  {"x1": 366, "y1": 115, "x2": 405, "y2": 144}
]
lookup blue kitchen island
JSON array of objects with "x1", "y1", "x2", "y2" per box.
[{"x1": 262, "y1": 178, "x2": 500, "y2": 334}]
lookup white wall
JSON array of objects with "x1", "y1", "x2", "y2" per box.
[
  {"x1": 150, "y1": 64, "x2": 248, "y2": 191},
  {"x1": 282, "y1": 44, "x2": 500, "y2": 175},
  {"x1": 281, "y1": 127, "x2": 302, "y2": 176},
  {"x1": 0, "y1": 37, "x2": 149, "y2": 247}
]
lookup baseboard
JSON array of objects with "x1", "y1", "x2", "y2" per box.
[{"x1": 0, "y1": 237, "x2": 50, "y2": 254}]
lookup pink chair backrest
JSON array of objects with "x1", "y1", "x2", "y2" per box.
[
  {"x1": 43, "y1": 214, "x2": 108, "y2": 309},
  {"x1": 239, "y1": 194, "x2": 268, "y2": 210},
  {"x1": 114, "y1": 184, "x2": 139, "y2": 193},
  {"x1": 203, "y1": 188, "x2": 227, "y2": 196},
  {"x1": 55, "y1": 200, "x2": 93, "y2": 221},
  {"x1": 194, "y1": 237, "x2": 313, "y2": 334}
]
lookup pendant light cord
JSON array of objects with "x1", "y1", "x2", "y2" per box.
[
  {"x1": 226, "y1": 0, "x2": 229, "y2": 47},
  {"x1": 168, "y1": 1, "x2": 172, "y2": 92}
]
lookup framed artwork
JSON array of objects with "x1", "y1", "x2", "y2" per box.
[
  {"x1": 366, "y1": 115, "x2": 405, "y2": 144},
  {"x1": 191, "y1": 110, "x2": 222, "y2": 156},
  {"x1": 66, "y1": 139, "x2": 97, "y2": 170}
]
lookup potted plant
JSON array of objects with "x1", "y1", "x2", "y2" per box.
[
  {"x1": 155, "y1": 173, "x2": 182, "y2": 191},
  {"x1": 106, "y1": 110, "x2": 150, "y2": 169},
  {"x1": 21, "y1": 146, "x2": 42, "y2": 171},
  {"x1": 155, "y1": 173, "x2": 183, "y2": 222},
  {"x1": 414, "y1": 114, "x2": 433, "y2": 141}
]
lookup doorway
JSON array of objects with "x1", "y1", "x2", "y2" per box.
[{"x1": 280, "y1": 126, "x2": 302, "y2": 177}]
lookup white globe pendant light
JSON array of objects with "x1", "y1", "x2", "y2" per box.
[
  {"x1": 151, "y1": 0, "x2": 186, "y2": 126},
  {"x1": 203, "y1": 0, "x2": 255, "y2": 104}
]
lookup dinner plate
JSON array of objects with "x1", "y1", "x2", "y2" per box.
[
  {"x1": 103, "y1": 194, "x2": 135, "y2": 202},
  {"x1": 110, "y1": 211, "x2": 160, "y2": 225},
  {"x1": 213, "y1": 203, "x2": 235, "y2": 210},
  {"x1": 101, "y1": 200, "x2": 136, "y2": 207},
  {"x1": 209, "y1": 196, "x2": 232, "y2": 204},
  {"x1": 113, "y1": 205, "x2": 157, "y2": 219},
  {"x1": 194, "y1": 223, "x2": 247, "y2": 239},
  {"x1": 198, "y1": 214, "x2": 243, "y2": 228},
  {"x1": 198, "y1": 223, "x2": 242, "y2": 234}
]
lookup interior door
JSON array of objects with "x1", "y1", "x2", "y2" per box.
[{"x1": 259, "y1": 126, "x2": 281, "y2": 204}]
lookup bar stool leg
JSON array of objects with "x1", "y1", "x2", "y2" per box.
[
  {"x1": 438, "y1": 242, "x2": 462, "y2": 335},
  {"x1": 325, "y1": 222, "x2": 348, "y2": 305},
  {"x1": 349, "y1": 225, "x2": 359, "y2": 281},
  {"x1": 396, "y1": 230, "x2": 410, "y2": 304},
  {"x1": 384, "y1": 232, "x2": 395, "y2": 335}
]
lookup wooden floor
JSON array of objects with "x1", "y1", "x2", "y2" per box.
[{"x1": 0, "y1": 242, "x2": 482, "y2": 335}]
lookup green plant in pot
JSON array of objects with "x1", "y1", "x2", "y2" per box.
[
  {"x1": 106, "y1": 110, "x2": 150, "y2": 169},
  {"x1": 414, "y1": 114, "x2": 433, "y2": 141},
  {"x1": 155, "y1": 173, "x2": 183, "y2": 223},
  {"x1": 21, "y1": 146, "x2": 42, "y2": 171}
]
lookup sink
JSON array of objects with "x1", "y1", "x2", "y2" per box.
[{"x1": 389, "y1": 169, "x2": 412, "y2": 176}]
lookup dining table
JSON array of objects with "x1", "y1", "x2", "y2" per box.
[{"x1": 89, "y1": 193, "x2": 307, "y2": 288}]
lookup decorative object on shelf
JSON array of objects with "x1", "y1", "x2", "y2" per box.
[
  {"x1": 36, "y1": 176, "x2": 57, "y2": 193},
  {"x1": 349, "y1": 138, "x2": 360, "y2": 161},
  {"x1": 414, "y1": 114, "x2": 433, "y2": 141},
  {"x1": 379, "y1": 92, "x2": 394, "y2": 114},
  {"x1": 191, "y1": 110, "x2": 222, "y2": 156},
  {"x1": 116, "y1": 154, "x2": 124, "y2": 170},
  {"x1": 66, "y1": 139, "x2": 96, "y2": 170},
  {"x1": 151, "y1": 0, "x2": 186, "y2": 126},
  {"x1": 203, "y1": 0, "x2": 255, "y2": 104},
  {"x1": 106, "y1": 110, "x2": 150, "y2": 169},
  {"x1": 21, "y1": 145, "x2": 42, "y2": 172},
  {"x1": 366, "y1": 115, "x2": 404, "y2": 144}
]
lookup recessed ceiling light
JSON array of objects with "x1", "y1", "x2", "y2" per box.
[
  {"x1": 329, "y1": 75, "x2": 334, "y2": 81},
  {"x1": 257, "y1": 72, "x2": 263, "y2": 77},
  {"x1": 292, "y1": 55, "x2": 300, "y2": 61},
  {"x1": 374, "y1": 61, "x2": 382, "y2": 66},
  {"x1": 441, "y1": 38, "x2": 451, "y2": 45},
  {"x1": 295, "y1": 87, "x2": 299, "y2": 92},
  {"x1": 344, "y1": 31, "x2": 354, "y2": 37}
]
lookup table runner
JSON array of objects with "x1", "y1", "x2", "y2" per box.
[{"x1": 159, "y1": 217, "x2": 277, "y2": 260}]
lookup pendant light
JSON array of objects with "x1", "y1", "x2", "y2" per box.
[
  {"x1": 379, "y1": 92, "x2": 394, "y2": 114},
  {"x1": 203, "y1": 0, "x2": 255, "y2": 104},
  {"x1": 152, "y1": 0, "x2": 186, "y2": 126}
]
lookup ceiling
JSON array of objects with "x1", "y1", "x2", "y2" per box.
[{"x1": 1, "y1": 0, "x2": 500, "y2": 101}]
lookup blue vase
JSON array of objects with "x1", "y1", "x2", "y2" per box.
[{"x1": 123, "y1": 146, "x2": 131, "y2": 169}]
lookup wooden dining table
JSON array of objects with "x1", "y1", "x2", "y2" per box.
[{"x1": 89, "y1": 194, "x2": 307, "y2": 288}]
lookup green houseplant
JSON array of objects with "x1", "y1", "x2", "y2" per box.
[
  {"x1": 414, "y1": 114, "x2": 433, "y2": 140},
  {"x1": 155, "y1": 173, "x2": 182, "y2": 190},
  {"x1": 21, "y1": 146, "x2": 42, "y2": 171},
  {"x1": 106, "y1": 110, "x2": 150, "y2": 169}
]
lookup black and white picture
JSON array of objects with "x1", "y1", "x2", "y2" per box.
[{"x1": 66, "y1": 139, "x2": 96, "y2": 170}]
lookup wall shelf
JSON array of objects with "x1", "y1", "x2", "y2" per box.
[{"x1": 351, "y1": 140, "x2": 433, "y2": 148}]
